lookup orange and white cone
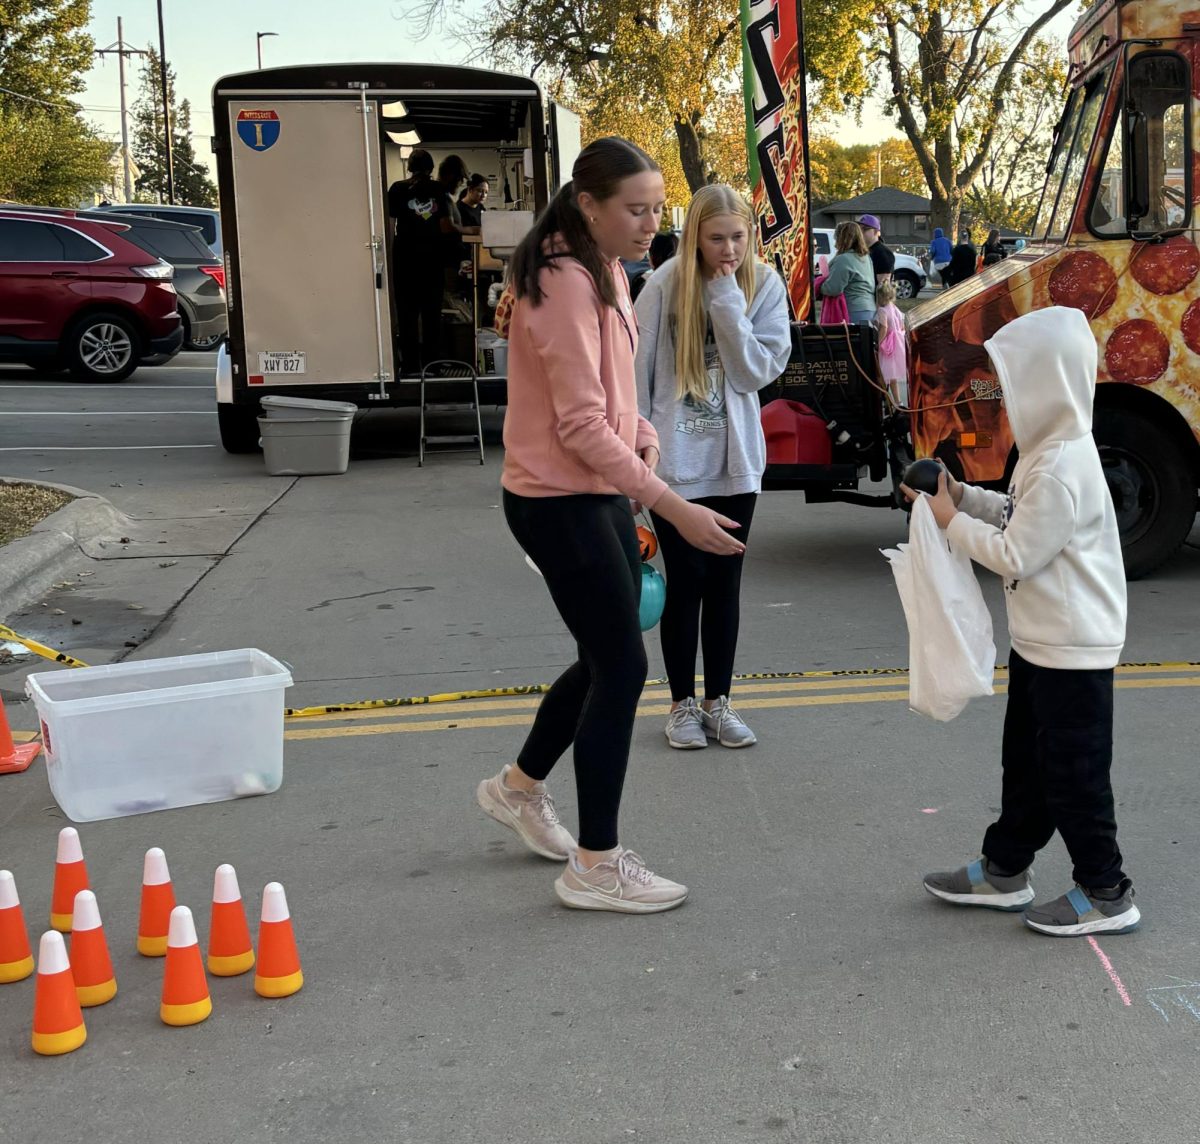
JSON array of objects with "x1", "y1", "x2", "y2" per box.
[
  {"x1": 137, "y1": 847, "x2": 176, "y2": 957},
  {"x1": 160, "y1": 906, "x2": 212, "y2": 1027},
  {"x1": 0, "y1": 694, "x2": 39, "y2": 775},
  {"x1": 0, "y1": 870, "x2": 34, "y2": 983},
  {"x1": 207, "y1": 864, "x2": 254, "y2": 977},
  {"x1": 49, "y1": 827, "x2": 90, "y2": 932},
  {"x1": 69, "y1": 890, "x2": 116, "y2": 1007},
  {"x1": 254, "y1": 882, "x2": 303, "y2": 998},
  {"x1": 31, "y1": 930, "x2": 86, "y2": 1055}
]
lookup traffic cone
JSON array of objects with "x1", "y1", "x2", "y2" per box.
[
  {"x1": 254, "y1": 882, "x2": 303, "y2": 998},
  {"x1": 0, "y1": 870, "x2": 34, "y2": 983},
  {"x1": 0, "y1": 696, "x2": 39, "y2": 775},
  {"x1": 69, "y1": 890, "x2": 116, "y2": 1007},
  {"x1": 49, "y1": 827, "x2": 89, "y2": 932},
  {"x1": 160, "y1": 906, "x2": 211, "y2": 1027},
  {"x1": 137, "y1": 847, "x2": 176, "y2": 957},
  {"x1": 207, "y1": 864, "x2": 254, "y2": 977},
  {"x1": 31, "y1": 930, "x2": 86, "y2": 1055}
]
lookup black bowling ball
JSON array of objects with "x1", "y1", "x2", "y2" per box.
[{"x1": 902, "y1": 458, "x2": 945, "y2": 496}]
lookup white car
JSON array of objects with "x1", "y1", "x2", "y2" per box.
[{"x1": 812, "y1": 228, "x2": 927, "y2": 300}]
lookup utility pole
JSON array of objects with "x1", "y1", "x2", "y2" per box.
[
  {"x1": 876, "y1": 147, "x2": 882, "y2": 189},
  {"x1": 94, "y1": 18, "x2": 146, "y2": 204},
  {"x1": 156, "y1": 0, "x2": 175, "y2": 204},
  {"x1": 256, "y1": 32, "x2": 278, "y2": 70}
]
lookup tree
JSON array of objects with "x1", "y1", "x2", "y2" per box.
[
  {"x1": 130, "y1": 46, "x2": 216, "y2": 206},
  {"x1": 0, "y1": 0, "x2": 112, "y2": 204},
  {"x1": 876, "y1": 0, "x2": 1075, "y2": 235},
  {"x1": 809, "y1": 136, "x2": 926, "y2": 203}
]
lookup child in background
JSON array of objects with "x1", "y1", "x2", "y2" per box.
[
  {"x1": 875, "y1": 280, "x2": 907, "y2": 408},
  {"x1": 908, "y1": 307, "x2": 1138, "y2": 938}
]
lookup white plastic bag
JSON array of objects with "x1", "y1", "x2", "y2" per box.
[{"x1": 881, "y1": 495, "x2": 996, "y2": 721}]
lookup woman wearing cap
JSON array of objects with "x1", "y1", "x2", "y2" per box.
[{"x1": 819, "y1": 221, "x2": 876, "y2": 325}]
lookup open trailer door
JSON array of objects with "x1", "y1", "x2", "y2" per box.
[
  {"x1": 226, "y1": 92, "x2": 392, "y2": 389},
  {"x1": 548, "y1": 103, "x2": 582, "y2": 193}
]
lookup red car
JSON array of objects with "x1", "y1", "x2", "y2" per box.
[{"x1": 0, "y1": 209, "x2": 184, "y2": 382}]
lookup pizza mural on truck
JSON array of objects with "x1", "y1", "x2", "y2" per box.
[{"x1": 906, "y1": 1, "x2": 1200, "y2": 485}]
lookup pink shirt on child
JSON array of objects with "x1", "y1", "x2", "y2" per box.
[{"x1": 501, "y1": 250, "x2": 668, "y2": 507}]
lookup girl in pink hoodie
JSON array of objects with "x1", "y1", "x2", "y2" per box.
[{"x1": 476, "y1": 137, "x2": 743, "y2": 914}]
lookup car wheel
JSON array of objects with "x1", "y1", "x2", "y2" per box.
[
  {"x1": 66, "y1": 313, "x2": 141, "y2": 382},
  {"x1": 218, "y1": 402, "x2": 262, "y2": 454},
  {"x1": 186, "y1": 331, "x2": 226, "y2": 352},
  {"x1": 893, "y1": 271, "x2": 920, "y2": 300},
  {"x1": 1094, "y1": 405, "x2": 1196, "y2": 579}
]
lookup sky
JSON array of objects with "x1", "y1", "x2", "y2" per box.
[{"x1": 77, "y1": 0, "x2": 1074, "y2": 176}]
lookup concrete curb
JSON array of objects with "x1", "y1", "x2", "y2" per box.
[{"x1": 0, "y1": 479, "x2": 130, "y2": 622}]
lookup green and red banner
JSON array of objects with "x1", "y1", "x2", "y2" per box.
[{"x1": 740, "y1": 0, "x2": 812, "y2": 321}]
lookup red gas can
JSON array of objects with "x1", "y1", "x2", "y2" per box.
[{"x1": 761, "y1": 399, "x2": 833, "y2": 466}]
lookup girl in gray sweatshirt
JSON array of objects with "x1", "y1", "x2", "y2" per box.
[{"x1": 634, "y1": 185, "x2": 791, "y2": 751}]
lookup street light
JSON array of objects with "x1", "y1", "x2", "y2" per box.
[
  {"x1": 155, "y1": 0, "x2": 174, "y2": 204},
  {"x1": 256, "y1": 32, "x2": 278, "y2": 70}
]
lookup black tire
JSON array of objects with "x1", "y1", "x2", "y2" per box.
[
  {"x1": 893, "y1": 270, "x2": 920, "y2": 300},
  {"x1": 218, "y1": 402, "x2": 262, "y2": 454},
  {"x1": 65, "y1": 312, "x2": 141, "y2": 382},
  {"x1": 186, "y1": 331, "x2": 226, "y2": 352},
  {"x1": 1093, "y1": 405, "x2": 1196, "y2": 579}
]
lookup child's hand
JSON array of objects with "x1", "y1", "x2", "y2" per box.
[{"x1": 929, "y1": 470, "x2": 958, "y2": 528}]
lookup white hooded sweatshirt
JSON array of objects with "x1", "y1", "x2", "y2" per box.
[{"x1": 946, "y1": 306, "x2": 1127, "y2": 670}]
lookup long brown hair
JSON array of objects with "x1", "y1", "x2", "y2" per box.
[
  {"x1": 511, "y1": 136, "x2": 660, "y2": 308},
  {"x1": 673, "y1": 185, "x2": 760, "y2": 403},
  {"x1": 835, "y1": 221, "x2": 868, "y2": 256}
]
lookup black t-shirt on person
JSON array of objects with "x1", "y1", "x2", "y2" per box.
[
  {"x1": 868, "y1": 240, "x2": 895, "y2": 278},
  {"x1": 389, "y1": 176, "x2": 453, "y2": 261}
]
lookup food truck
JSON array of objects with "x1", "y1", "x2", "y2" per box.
[{"x1": 210, "y1": 63, "x2": 580, "y2": 452}]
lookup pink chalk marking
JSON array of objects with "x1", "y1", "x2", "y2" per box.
[
  {"x1": 1087, "y1": 936, "x2": 1132, "y2": 1007},
  {"x1": 921, "y1": 808, "x2": 938, "y2": 814}
]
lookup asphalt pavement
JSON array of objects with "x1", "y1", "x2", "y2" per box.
[{"x1": 2, "y1": 354, "x2": 1200, "y2": 1143}]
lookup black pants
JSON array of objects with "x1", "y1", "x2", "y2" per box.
[
  {"x1": 503, "y1": 491, "x2": 646, "y2": 851},
  {"x1": 396, "y1": 262, "x2": 443, "y2": 372},
  {"x1": 650, "y1": 492, "x2": 756, "y2": 702},
  {"x1": 983, "y1": 650, "x2": 1126, "y2": 889}
]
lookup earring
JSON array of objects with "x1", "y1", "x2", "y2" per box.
[{"x1": 590, "y1": 217, "x2": 596, "y2": 224}]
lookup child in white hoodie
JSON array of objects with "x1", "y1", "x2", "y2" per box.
[{"x1": 908, "y1": 307, "x2": 1139, "y2": 937}]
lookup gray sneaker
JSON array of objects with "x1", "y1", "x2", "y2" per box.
[
  {"x1": 923, "y1": 857, "x2": 1035, "y2": 911},
  {"x1": 554, "y1": 848, "x2": 688, "y2": 914},
  {"x1": 665, "y1": 698, "x2": 707, "y2": 750},
  {"x1": 476, "y1": 765, "x2": 576, "y2": 860},
  {"x1": 701, "y1": 696, "x2": 757, "y2": 748},
  {"x1": 1023, "y1": 879, "x2": 1140, "y2": 937}
]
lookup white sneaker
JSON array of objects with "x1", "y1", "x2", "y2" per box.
[
  {"x1": 554, "y1": 848, "x2": 688, "y2": 914},
  {"x1": 665, "y1": 697, "x2": 707, "y2": 750},
  {"x1": 476, "y1": 766, "x2": 576, "y2": 860},
  {"x1": 701, "y1": 696, "x2": 757, "y2": 748}
]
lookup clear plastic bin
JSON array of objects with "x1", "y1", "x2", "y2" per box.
[{"x1": 25, "y1": 649, "x2": 293, "y2": 822}]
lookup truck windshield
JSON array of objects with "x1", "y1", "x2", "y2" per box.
[{"x1": 1033, "y1": 66, "x2": 1113, "y2": 240}]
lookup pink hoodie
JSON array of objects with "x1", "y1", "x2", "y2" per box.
[{"x1": 501, "y1": 250, "x2": 668, "y2": 507}]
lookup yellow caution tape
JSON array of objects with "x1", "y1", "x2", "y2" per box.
[{"x1": 0, "y1": 623, "x2": 91, "y2": 669}]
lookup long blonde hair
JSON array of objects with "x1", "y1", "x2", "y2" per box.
[{"x1": 673, "y1": 185, "x2": 759, "y2": 403}]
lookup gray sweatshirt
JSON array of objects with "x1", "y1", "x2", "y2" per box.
[{"x1": 634, "y1": 259, "x2": 792, "y2": 499}]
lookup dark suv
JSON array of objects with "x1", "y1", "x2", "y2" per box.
[{"x1": 0, "y1": 209, "x2": 184, "y2": 381}]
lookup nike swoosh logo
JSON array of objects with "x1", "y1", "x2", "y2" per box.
[{"x1": 578, "y1": 875, "x2": 623, "y2": 896}]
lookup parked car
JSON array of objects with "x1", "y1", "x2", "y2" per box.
[
  {"x1": 812, "y1": 228, "x2": 927, "y2": 300},
  {"x1": 95, "y1": 203, "x2": 222, "y2": 258},
  {"x1": 0, "y1": 209, "x2": 183, "y2": 381},
  {"x1": 76, "y1": 211, "x2": 226, "y2": 351}
]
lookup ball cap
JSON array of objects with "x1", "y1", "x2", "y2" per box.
[{"x1": 857, "y1": 214, "x2": 882, "y2": 232}]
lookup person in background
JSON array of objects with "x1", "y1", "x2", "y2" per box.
[
  {"x1": 478, "y1": 137, "x2": 745, "y2": 915},
  {"x1": 858, "y1": 213, "x2": 894, "y2": 288},
  {"x1": 389, "y1": 148, "x2": 456, "y2": 370},
  {"x1": 929, "y1": 227, "x2": 953, "y2": 286},
  {"x1": 874, "y1": 279, "x2": 908, "y2": 409},
  {"x1": 941, "y1": 237, "x2": 979, "y2": 290},
  {"x1": 630, "y1": 231, "x2": 679, "y2": 304},
  {"x1": 457, "y1": 174, "x2": 489, "y2": 231},
  {"x1": 820, "y1": 222, "x2": 876, "y2": 324},
  {"x1": 982, "y1": 228, "x2": 1007, "y2": 267},
  {"x1": 635, "y1": 185, "x2": 790, "y2": 750}
]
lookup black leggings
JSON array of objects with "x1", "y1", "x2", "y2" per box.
[
  {"x1": 651, "y1": 492, "x2": 756, "y2": 702},
  {"x1": 503, "y1": 490, "x2": 646, "y2": 851}
]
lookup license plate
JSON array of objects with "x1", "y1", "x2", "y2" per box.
[{"x1": 258, "y1": 351, "x2": 306, "y2": 375}]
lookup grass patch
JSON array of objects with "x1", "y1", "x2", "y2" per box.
[{"x1": 0, "y1": 483, "x2": 72, "y2": 546}]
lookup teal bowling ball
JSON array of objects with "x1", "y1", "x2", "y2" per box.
[{"x1": 639, "y1": 564, "x2": 666, "y2": 631}]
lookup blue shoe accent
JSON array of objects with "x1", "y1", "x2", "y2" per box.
[
  {"x1": 1066, "y1": 887, "x2": 1092, "y2": 918},
  {"x1": 967, "y1": 858, "x2": 984, "y2": 887}
]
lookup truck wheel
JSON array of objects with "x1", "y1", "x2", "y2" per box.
[
  {"x1": 893, "y1": 271, "x2": 920, "y2": 300},
  {"x1": 66, "y1": 312, "x2": 141, "y2": 382},
  {"x1": 1093, "y1": 406, "x2": 1196, "y2": 579},
  {"x1": 218, "y1": 403, "x2": 261, "y2": 454}
]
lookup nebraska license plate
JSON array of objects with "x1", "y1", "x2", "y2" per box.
[{"x1": 258, "y1": 351, "x2": 306, "y2": 375}]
